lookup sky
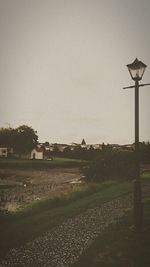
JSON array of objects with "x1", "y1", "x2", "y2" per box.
[{"x1": 0, "y1": 0, "x2": 150, "y2": 145}]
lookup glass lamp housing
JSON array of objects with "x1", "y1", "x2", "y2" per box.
[{"x1": 127, "y1": 58, "x2": 147, "y2": 81}]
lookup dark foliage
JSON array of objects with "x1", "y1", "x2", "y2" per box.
[
  {"x1": 0, "y1": 125, "x2": 38, "y2": 156},
  {"x1": 84, "y1": 151, "x2": 136, "y2": 182},
  {"x1": 0, "y1": 127, "x2": 15, "y2": 148},
  {"x1": 59, "y1": 147, "x2": 101, "y2": 160},
  {"x1": 139, "y1": 141, "x2": 150, "y2": 164}
]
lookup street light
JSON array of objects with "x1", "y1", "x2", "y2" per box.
[
  {"x1": 127, "y1": 58, "x2": 147, "y2": 81},
  {"x1": 124, "y1": 58, "x2": 150, "y2": 232}
]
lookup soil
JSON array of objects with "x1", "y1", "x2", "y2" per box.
[{"x1": 0, "y1": 168, "x2": 83, "y2": 211}]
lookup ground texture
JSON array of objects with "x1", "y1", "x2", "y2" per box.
[
  {"x1": 0, "y1": 183, "x2": 149, "y2": 267},
  {"x1": 0, "y1": 194, "x2": 133, "y2": 267},
  {"x1": 0, "y1": 168, "x2": 82, "y2": 211}
]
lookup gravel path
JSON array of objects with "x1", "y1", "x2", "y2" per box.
[
  {"x1": 0, "y1": 184, "x2": 149, "y2": 267},
  {"x1": 0, "y1": 194, "x2": 133, "y2": 267}
]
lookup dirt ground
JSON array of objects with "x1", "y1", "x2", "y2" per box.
[{"x1": 0, "y1": 168, "x2": 83, "y2": 211}]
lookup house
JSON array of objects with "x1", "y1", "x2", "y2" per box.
[
  {"x1": 69, "y1": 143, "x2": 80, "y2": 151},
  {"x1": 92, "y1": 144, "x2": 102, "y2": 150},
  {"x1": 56, "y1": 144, "x2": 68, "y2": 152},
  {"x1": 0, "y1": 147, "x2": 8, "y2": 157},
  {"x1": 31, "y1": 147, "x2": 44, "y2": 160}
]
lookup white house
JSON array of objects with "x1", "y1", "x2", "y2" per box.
[
  {"x1": 31, "y1": 147, "x2": 44, "y2": 160},
  {"x1": 0, "y1": 147, "x2": 8, "y2": 157}
]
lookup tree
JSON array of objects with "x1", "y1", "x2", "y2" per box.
[
  {"x1": 84, "y1": 150, "x2": 135, "y2": 182},
  {"x1": 0, "y1": 127, "x2": 15, "y2": 147},
  {"x1": 139, "y1": 141, "x2": 150, "y2": 163},
  {"x1": 0, "y1": 125, "x2": 38, "y2": 156},
  {"x1": 52, "y1": 145, "x2": 60, "y2": 156},
  {"x1": 44, "y1": 141, "x2": 50, "y2": 147},
  {"x1": 13, "y1": 125, "x2": 38, "y2": 155},
  {"x1": 63, "y1": 146, "x2": 71, "y2": 153}
]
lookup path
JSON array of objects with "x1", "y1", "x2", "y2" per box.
[
  {"x1": 0, "y1": 184, "x2": 149, "y2": 267},
  {"x1": 0, "y1": 194, "x2": 133, "y2": 267}
]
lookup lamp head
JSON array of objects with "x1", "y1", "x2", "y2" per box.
[{"x1": 127, "y1": 58, "x2": 147, "y2": 81}]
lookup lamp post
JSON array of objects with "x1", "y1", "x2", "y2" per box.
[{"x1": 123, "y1": 58, "x2": 150, "y2": 232}]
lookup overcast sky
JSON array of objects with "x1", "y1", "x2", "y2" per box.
[{"x1": 0, "y1": 0, "x2": 150, "y2": 144}]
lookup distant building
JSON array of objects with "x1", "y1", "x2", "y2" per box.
[
  {"x1": 81, "y1": 139, "x2": 86, "y2": 149},
  {"x1": 55, "y1": 144, "x2": 68, "y2": 152},
  {"x1": 31, "y1": 147, "x2": 44, "y2": 160},
  {"x1": 81, "y1": 139, "x2": 86, "y2": 145},
  {"x1": 0, "y1": 147, "x2": 13, "y2": 158},
  {"x1": 0, "y1": 147, "x2": 8, "y2": 157},
  {"x1": 92, "y1": 144, "x2": 102, "y2": 150},
  {"x1": 69, "y1": 143, "x2": 80, "y2": 151}
]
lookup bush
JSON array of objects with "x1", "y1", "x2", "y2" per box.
[{"x1": 84, "y1": 151, "x2": 135, "y2": 182}]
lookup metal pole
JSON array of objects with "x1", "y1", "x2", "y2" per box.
[{"x1": 134, "y1": 80, "x2": 143, "y2": 232}]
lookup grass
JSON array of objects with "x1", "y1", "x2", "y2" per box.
[
  {"x1": 72, "y1": 200, "x2": 150, "y2": 267},
  {"x1": 0, "y1": 169, "x2": 149, "y2": 262},
  {"x1": 0, "y1": 180, "x2": 132, "y2": 260},
  {"x1": 0, "y1": 157, "x2": 86, "y2": 169},
  {"x1": 142, "y1": 171, "x2": 150, "y2": 179},
  {"x1": 20, "y1": 180, "x2": 126, "y2": 214},
  {"x1": 71, "y1": 172, "x2": 150, "y2": 267},
  {"x1": 0, "y1": 185, "x2": 15, "y2": 189},
  {"x1": 53, "y1": 157, "x2": 85, "y2": 163}
]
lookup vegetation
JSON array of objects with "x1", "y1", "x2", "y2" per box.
[
  {"x1": 71, "y1": 172, "x2": 150, "y2": 267},
  {"x1": 73, "y1": 200, "x2": 150, "y2": 267},
  {"x1": 139, "y1": 141, "x2": 150, "y2": 164},
  {"x1": 0, "y1": 125, "x2": 38, "y2": 156},
  {"x1": 1, "y1": 173, "x2": 149, "y2": 261},
  {"x1": 0, "y1": 180, "x2": 132, "y2": 259},
  {"x1": 84, "y1": 151, "x2": 136, "y2": 182},
  {"x1": 51, "y1": 142, "x2": 150, "y2": 163},
  {"x1": 0, "y1": 157, "x2": 85, "y2": 169},
  {"x1": 0, "y1": 130, "x2": 150, "y2": 263},
  {"x1": 53, "y1": 146, "x2": 101, "y2": 160}
]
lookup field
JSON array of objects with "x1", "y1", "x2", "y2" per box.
[
  {"x1": 0, "y1": 157, "x2": 85, "y2": 169},
  {"x1": 0, "y1": 157, "x2": 85, "y2": 211},
  {"x1": 0, "y1": 159, "x2": 150, "y2": 264},
  {"x1": 0, "y1": 180, "x2": 133, "y2": 260}
]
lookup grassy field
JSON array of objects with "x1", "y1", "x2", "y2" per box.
[
  {"x1": 0, "y1": 164, "x2": 149, "y2": 262},
  {"x1": 0, "y1": 180, "x2": 132, "y2": 260},
  {"x1": 0, "y1": 157, "x2": 86, "y2": 169}
]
